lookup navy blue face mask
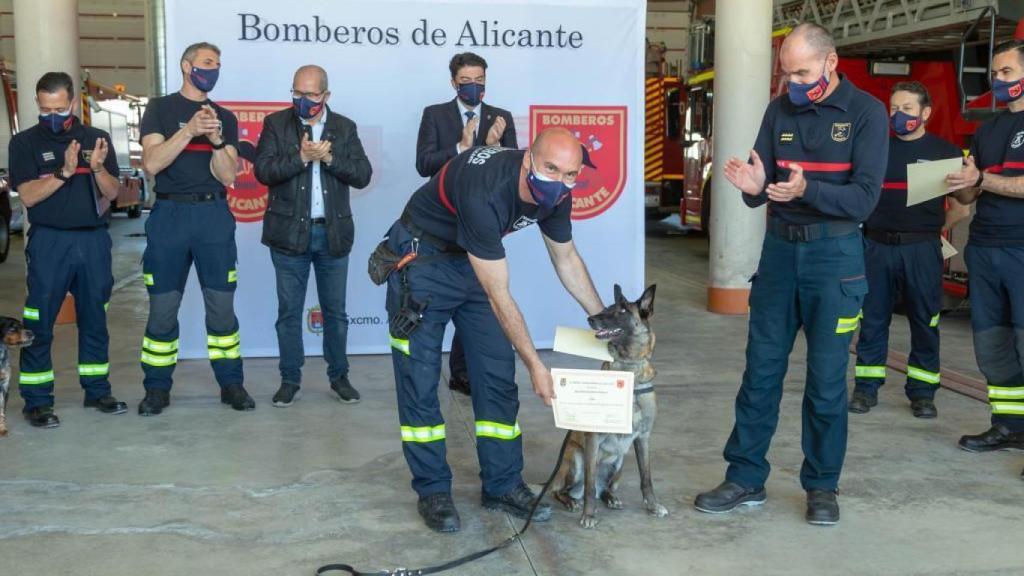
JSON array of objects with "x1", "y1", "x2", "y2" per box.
[
  {"x1": 890, "y1": 110, "x2": 921, "y2": 136},
  {"x1": 527, "y1": 153, "x2": 575, "y2": 209},
  {"x1": 189, "y1": 65, "x2": 220, "y2": 93},
  {"x1": 787, "y1": 62, "x2": 830, "y2": 107},
  {"x1": 457, "y1": 82, "x2": 485, "y2": 107},
  {"x1": 39, "y1": 109, "x2": 73, "y2": 134},
  {"x1": 993, "y1": 77, "x2": 1024, "y2": 104},
  {"x1": 292, "y1": 96, "x2": 324, "y2": 120}
]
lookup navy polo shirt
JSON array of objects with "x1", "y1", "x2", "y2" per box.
[
  {"x1": 140, "y1": 92, "x2": 238, "y2": 195},
  {"x1": 968, "y1": 108, "x2": 1024, "y2": 246},
  {"x1": 744, "y1": 74, "x2": 889, "y2": 225},
  {"x1": 866, "y1": 133, "x2": 963, "y2": 234},
  {"x1": 403, "y1": 146, "x2": 572, "y2": 260},
  {"x1": 8, "y1": 118, "x2": 120, "y2": 230}
]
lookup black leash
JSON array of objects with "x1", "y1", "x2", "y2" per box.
[{"x1": 316, "y1": 429, "x2": 573, "y2": 576}]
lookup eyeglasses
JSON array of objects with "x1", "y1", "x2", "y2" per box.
[{"x1": 291, "y1": 89, "x2": 327, "y2": 100}]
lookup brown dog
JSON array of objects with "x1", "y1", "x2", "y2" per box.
[
  {"x1": 0, "y1": 316, "x2": 35, "y2": 436},
  {"x1": 554, "y1": 284, "x2": 667, "y2": 528}
]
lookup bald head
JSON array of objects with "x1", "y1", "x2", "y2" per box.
[
  {"x1": 785, "y1": 23, "x2": 835, "y2": 59},
  {"x1": 531, "y1": 127, "x2": 583, "y2": 167},
  {"x1": 293, "y1": 65, "x2": 328, "y2": 93}
]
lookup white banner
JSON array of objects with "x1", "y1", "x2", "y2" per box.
[{"x1": 163, "y1": 0, "x2": 646, "y2": 358}]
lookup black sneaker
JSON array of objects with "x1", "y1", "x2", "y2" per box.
[
  {"x1": 958, "y1": 424, "x2": 1024, "y2": 453},
  {"x1": 806, "y1": 489, "x2": 840, "y2": 526},
  {"x1": 84, "y1": 395, "x2": 128, "y2": 415},
  {"x1": 910, "y1": 398, "x2": 937, "y2": 419},
  {"x1": 848, "y1": 390, "x2": 878, "y2": 414},
  {"x1": 694, "y1": 481, "x2": 766, "y2": 513},
  {"x1": 272, "y1": 383, "x2": 301, "y2": 407},
  {"x1": 138, "y1": 389, "x2": 170, "y2": 416},
  {"x1": 481, "y1": 482, "x2": 552, "y2": 521},
  {"x1": 417, "y1": 493, "x2": 461, "y2": 533},
  {"x1": 25, "y1": 406, "x2": 60, "y2": 428},
  {"x1": 330, "y1": 377, "x2": 360, "y2": 404},
  {"x1": 220, "y1": 384, "x2": 255, "y2": 411}
]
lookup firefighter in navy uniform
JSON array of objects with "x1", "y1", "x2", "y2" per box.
[
  {"x1": 10, "y1": 72, "x2": 127, "y2": 428},
  {"x1": 137, "y1": 41, "x2": 251, "y2": 415},
  {"x1": 946, "y1": 40, "x2": 1024, "y2": 476},
  {"x1": 380, "y1": 128, "x2": 604, "y2": 533},
  {"x1": 693, "y1": 23, "x2": 888, "y2": 526},
  {"x1": 850, "y1": 82, "x2": 968, "y2": 418}
]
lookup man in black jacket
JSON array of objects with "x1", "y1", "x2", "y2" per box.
[
  {"x1": 255, "y1": 64, "x2": 372, "y2": 407},
  {"x1": 416, "y1": 52, "x2": 517, "y2": 396}
]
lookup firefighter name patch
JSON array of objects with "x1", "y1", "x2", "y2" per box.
[
  {"x1": 779, "y1": 131, "x2": 795, "y2": 145},
  {"x1": 831, "y1": 123, "x2": 851, "y2": 143},
  {"x1": 42, "y1": 151, "x2": 55, "y2": 162}
]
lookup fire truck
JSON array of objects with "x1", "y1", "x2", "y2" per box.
[
  {"x1": 682, "y1": 0, "x2": 1024, "y2": 303},
  {"x1": 644, "y1": 39, "x2": 688, "y2": 221}
]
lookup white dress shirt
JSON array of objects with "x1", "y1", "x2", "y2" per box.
[{"x1": 307, "y1": 112, "x2": 327, "y2": 219}]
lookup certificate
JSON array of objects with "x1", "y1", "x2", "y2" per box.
[
  {"x1": 553, "y1": 326, "x2": 613, "y2": 362},
  {"x1": 551, "y1": 368, "x2": 634, "y2": 434},
  {"x1": 906, "y1": 157, "x2": 963, "y2": 207}
]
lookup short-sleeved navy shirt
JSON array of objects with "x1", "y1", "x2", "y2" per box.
[
  {"x1": 140, "y1": 92, "x2": 238, "y2": 194},
  {"x1": 403, "y1": 147, "x2": 573, "y2": 260},
  {"x1": 969, "y1": 109, "x2": 1024, "y2": 246},
  {"x1": 8, "y1": 118, "x2": 120, "y2": 230},
  {"x1": 865, "y1": 133, "x2": 963, "y2": 233},
  {"x1": 744, "y1": 75, "x2": 889, "y2": 225}
]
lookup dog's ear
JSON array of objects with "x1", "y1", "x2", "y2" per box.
[
  {"x1": 638, "y1": 284, "x2": 656, "y2": 319},
  {"x1": 613, "y1": 284, "x2": 624, "y2": 305}
]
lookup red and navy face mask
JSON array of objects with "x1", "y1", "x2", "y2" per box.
[
  {"x1": 39, "y1": 109, "x2": 74, "y2": 134},
  {"x1": 993, "y1": 77, "x2": 1024, "y2": 104},
  {"x1": 788, "y1": 63, "x2": 830, "y2": 107},
  {"x1": 292, "y1": 96, "x2": 324, "y2": 120},
  {"x1": 890, "y1": 110, "x2": 921, "y2": 136},
  {"x1": 189, "y1": 66, "x2": 219, "y2": 93}
]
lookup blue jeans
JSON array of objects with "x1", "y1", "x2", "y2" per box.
[{"x1": 270, "y1": 224, "x2": 349, "y2": 385}]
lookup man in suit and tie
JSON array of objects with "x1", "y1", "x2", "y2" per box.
[{"x1": 416, "y1": 52, "x2": 518, "y2": 396}]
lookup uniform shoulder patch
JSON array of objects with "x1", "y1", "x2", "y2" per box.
[{"x1": 831, "y1": 122, "x2": 851, "y2": 143}]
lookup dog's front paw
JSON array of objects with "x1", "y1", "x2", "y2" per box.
[
  {"x1": 579, "y1": 514, "x2": 599, "y2": 529},
  {"x1": 601, "y1": 493, "x2": 623, "y2": 510},
  {"x1": 646, "y1": 501, "x2": 669, "y2": 518},
  {"x1": 554, "y1": 490, "x2": 581, "y2": 511}
]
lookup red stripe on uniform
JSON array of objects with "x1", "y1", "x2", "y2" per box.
[
  {"x1": 776, "y1": 160, "x2": 853, "y2": 172},
  {"x1": 74, "y1": 167, "x2": 92, "y2": 175},
  {"x1": 184, "y1": 143, "x2": 214, "y2": 152},
  {"x1": 437, "y1": 161, "x2": 456, "y2": 215},
  {"x1": 1003, "y1": 161, "x2": 1024, "y2": 170},
  {"x1": 882, "y1": 181, "x2": 908, "y2": 190}
]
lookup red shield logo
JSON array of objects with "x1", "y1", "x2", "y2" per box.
[
  {"x1": 1011, "y1": 82, "x2": 1023, "y2": 99},
  {"x1": 616, "y1": 379, "x2": 625, "y2": 389},
  {"x1": 220, "y1": 102, "x2": 288, "y2": 223},
  {"x1": 529, "y1": 106, "x2": 627, "y2": 220}
]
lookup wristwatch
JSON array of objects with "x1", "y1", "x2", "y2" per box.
[
  {"x1": 211, "y1": 139, "x2": 227, "y2": 150},
  {"x1": 53, "y1": 166, "x2": 70, "y2": 181}
]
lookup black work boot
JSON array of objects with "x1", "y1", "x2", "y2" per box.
[
  {"x1": 958, "y1": 424, "x2": 1024, "y2": 452},
  {"x1": 417, "y1": 493, "x2": 461, "y2": 533},
  {"x1": 848, "y1": 390, "x2": 878, "y2": 414},
  {"x1": 25, "y1": 406, "x2": 60, "y2": 428},
  {"x1": 910, "y1": 397, "x2": 937, "y2": 419},
  {"x1": 138, "y1": 389, "x2": 170, "y2": 416},
  {"x1": 221, "y1": 384, "x2": 255, "y2": 411},
  {"x1": 694, "y1": 481, "x2": 766, "y2": 514},
  {"x1": 84, "y1": 395, "x2": 128, "y2": 415},
  {"x1": 482, "y1": 482, "x2": 552, "y2": 521},
  {"x1": 806, "y1": 490, "x2": 840, "y2": 526}
]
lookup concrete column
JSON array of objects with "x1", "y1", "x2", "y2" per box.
[
  {"x1": 14, "y1": 0, "x2": 80, "y2": 132},
  {"x1": 706, "y1": 0, "x2": 772, "y2": 314}
]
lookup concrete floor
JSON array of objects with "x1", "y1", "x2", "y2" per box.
[{"x1": 1, "y1": 215, "x2": 1022, "y2": 576}]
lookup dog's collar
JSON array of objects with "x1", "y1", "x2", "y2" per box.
[{"x1": 634, "y1": 383, "x2": 655, "y2": 395}]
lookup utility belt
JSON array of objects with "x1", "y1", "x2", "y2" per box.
[
  {"x1": 156, "y1": 191, "x2": 226, "y2": 203},
  {"x1": 863, "y1": 227, "x2": 938, "y2": 245},
  {"x1": 767, "y1": 218, "x2": 860, "y2": 242},
  {"x1": 367, "y1": 215, "x2": 465, "y2": 343}
]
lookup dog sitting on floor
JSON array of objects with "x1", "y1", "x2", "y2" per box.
[
  {"x1": 1, "y1": 316, "x2": 35, "y2": 436},
  {"x1": 554, "y1": 284, "x2": 668, "y2": 528}
]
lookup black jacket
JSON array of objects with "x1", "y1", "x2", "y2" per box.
[
  {"x1": 415, "y1": 98, "x2": 517, "y2": 177},
  {"x1": 255, "y1": 106, "x2": 372, "y2": 257}
]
